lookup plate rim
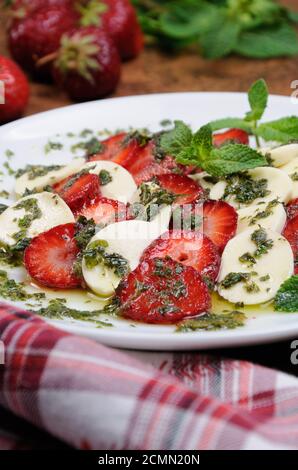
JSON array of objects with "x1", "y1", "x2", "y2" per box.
[{"x1": 1, "y1": 91, "x2": 297, "y2": 350}]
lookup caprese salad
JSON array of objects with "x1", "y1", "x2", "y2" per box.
[{"x1": 0, "y1": 80, "x2": 297, "y2": 330}]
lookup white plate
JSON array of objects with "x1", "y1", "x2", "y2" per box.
[{"x1": 1, "y1": 92, "x2": 298, "y2": 351}]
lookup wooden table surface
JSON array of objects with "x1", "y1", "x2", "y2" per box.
[{"x1": 0, "y1": 1, "x2": 298, "y2": 376}]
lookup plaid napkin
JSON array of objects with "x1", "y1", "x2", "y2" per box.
[{"x1": 0, "y1": 302, "x2": 298, "y2": 450}]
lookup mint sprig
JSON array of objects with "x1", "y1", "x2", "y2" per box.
[
  {"x1": 209, "y1": 78, "x2": 298, "y2": 145},
  {"x1": 133, "y1": 0, "x2": 298, "y2": 60},
  {"x1": 160, "y1": 121, "x2": 267, "y2": 177},
  {"x1": 274, "y1": 276, "x2": 298, "y2": 312}
]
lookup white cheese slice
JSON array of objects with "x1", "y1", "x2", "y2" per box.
[
  {"x1": 15, "y1": 158, "x2": 85, "y2": 198},
  {"x1": 83, "y1": 161, "x2": 137, "y2": 203},
  {"x1": 280, "y1": 157, "x2": 298, "y2": 199},
  {"x1": 0, "y1": 192, "x2": 74, "y2": 246},
  {"x1": 237, "y1": 201, "x2": 287, "y2": 234},
  {"x1": 210, "y1": 167, "x2": 293, "y2": 208},
  {"x1": 218, "y1": 228, "x2": 294, "y2": 305}
]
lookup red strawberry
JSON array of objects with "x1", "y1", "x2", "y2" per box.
[
  {"x1": 77, "y1": 0, "x2": 144, "y2": 60},
  {"x1": 52, "y1": 26, "x2": 121, "y2": 101},
  {"x1": 155, "y1": 174, "x2": 204, "y2": 205},
  {"x1": 116, "y1": 257, "x2": 211, "y2": 324},
  {"x1": 287, "y1": 198, "x2": 298, "y2": 220},
  {"x1": 24, "y1": 223, "x2": 81, "y2": 289},
  {"x1": 53, "y1": 172, "x2": 101, "y2": 212},
  {"x1": 75, "y1": 195, "x2": 127, "y2": 226},
  {"x1": 89, "y1": 132, "x2": 141, "y2": 168},
  {"x1": 0, "y1": 55, "x2": 30, "y2": 124},
  {"x1": 8, "y1": 5, "x2": 78, "y2": 79},
  {"x1": 176, "y1": 200, "x2": 237, "y2": 253},
  {"x1": 213, "y1": 128, "x2": 249, "y2": 147},
  {"x1": 127, "y1": 140, "x2": 180, "y2": 185},
  {"x1": 9, "y1": 0, "x2": 73, "y2": 16},
  {"x1": 141, "y1": 230, "x2": 220, "y2": 282},
  {"x1": 283, "y1": 215, "x2": 298, "y2": 274}
]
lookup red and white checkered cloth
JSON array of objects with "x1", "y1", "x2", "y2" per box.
[{"x1": 0, "y1": 302, "x2": 298, "y2": 450}]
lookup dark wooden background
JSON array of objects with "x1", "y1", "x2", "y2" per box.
[
  {"x1": 1, "y1": 0, "x2": 298, "y2": 115},
  {"x1": 0, "y1": 1, "x2": 298, "y2": 375}
]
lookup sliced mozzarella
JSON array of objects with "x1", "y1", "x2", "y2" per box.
[
  {"x1": 0, "y1": 192, "x2": 74, "y2": 246},
  {"x1": 210, "y1": 167, "x2": 293, "y2": 208},
  {"x1": 237, "y1": 200, "x2": 287, "y2": 234},
  {"x1": 209, "y1": 180, "x2": 227, "y2": 201},
  {"x1": 82, "y1": 217, "x2": 170, "y2": 297},
  {"x1": 83, "y1": 161, "x2": 137, "y2": 203},
  {"x1": 260, "y1": 144, "x2": 298, "y2": 167},
  {"x1": 218, "y1": 228, "x2": 294, "y2": 305},
  {"x1": 280, "y1": 157, "x2": 298, "y2": 199},
  {"x1": 15, "y1": 158, "x2": 85, "y2": 198}
]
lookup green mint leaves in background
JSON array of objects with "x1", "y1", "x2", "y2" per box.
[
  {"x1": 160, "y1": 121, "x2": 267, "y2": 176},
  {"x1": 132, "y1": 0, "x2": 298, "y2": 60},
  {"x1": 209, "y1": 79, "x2": 298, "y2": 144}
]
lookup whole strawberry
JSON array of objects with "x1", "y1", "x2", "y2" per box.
[
  {"x1": 77, "y1": 0, "x2": 144, "y2": 60},
  {"x1": 0, "y1": 55, "x2": 30, "y2": 124},
  {"x1": 9, "y1": 0, "x2": 73, "y2": 17},
  {"x1": 52, "y1": 26, "x2": 121, "y2": 101},
  {"x1": 8, "y1": 4, "x2": 79, "y2": 80}
]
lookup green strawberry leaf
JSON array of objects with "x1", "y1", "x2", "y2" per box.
[
  {"x1": 256, "y1": 116, "x2": 298, "y2": 143},
  {"x1": 274, "y1": 276, "x2": 298, "y2": 312}
]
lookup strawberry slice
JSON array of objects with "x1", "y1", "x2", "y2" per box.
[
  {"x1": 141, "y1": 230, "x2": 220, "y2": 282},
  {"x1": 287, "y1": 198, "x2": 298, "y2": 220},
  {"x1": 116, "y1": 257, "x2": 211, "y2": 324},
  {"x1": 213, "y1": 128, "x2": 249, "y2": 147},
  {"x1": 88, "y1": 132, "x2": 140, "y2": 168},
  {"x1": 53, "y1": 172, "x2": 101, "y2": 212},
  {"x1": 283, "y1": 214, "x2": 298, "y2": 274},
  {"x1": 177, "y1": 200, "x2": 237, "y2": 253},
  {"x1": 156, "y1": 174, "x2": 204, "y2": 205},
  {"x1": 75, "y1": 196, "x2": 128, "y2": 226},
  {"x1": 127, "y1": 140, "x2": 181, "y2": 185},
  {"x1": 24, "y1": 223, "x2": 81, "y2": 289}
]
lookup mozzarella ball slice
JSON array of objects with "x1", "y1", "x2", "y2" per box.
[
  {"x1": 280, "y1": 157, "x2": 298, "y2": 199},
  {"x1": 0, "y1": 192, "x2": 74, "y2": 246},
  {"x1": 83, "y1": 161, "x2": 137, "y2": 203},
  {"x1": 210, "y1": 167, "x2": 293, "y2": 209},
  {"x1": 218, "y1": 228, "x2": 294, "y2": 305},
  {"x1": 15, "y1": 158, "x2": 85, "y2": 198},
  {"x1": 261, "y1": 144, "x2": 298, "y2": 168},
  {"x1": 82, "y1": 218, "x2": 170, "y2": 297},
  {"x1": 237, "y1": 200, "x2": 287, "y2": 234}
]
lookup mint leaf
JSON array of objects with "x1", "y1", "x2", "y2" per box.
[
  {"x1": 160, "y1": 120, "x2": 192, "y2": 155},
  {"x1": 200, "y1": 17, "x2": 240, "y2": 59},
  {"x1": 235, "y1": 23, "x2": 298, "y2": 58},
  {"x1": 287, "y1": 10, "x2": 298, "y2": 23},
  {"x1": 246, "y1": 79, "x2": 268, "y2": 122},
  {"x1": 256, "y1": 116, "x2": 298, "y2": 143},
  {"x1": 274, "y1": 276, "x2": 298, "y2": 312},
  {"x1": 160, "y1": 2, "x2": 218, "y2": 39},
  {"x1": 209, "y1": 118, "x2": 252, "y2": 133},
  {"x1": 203, "y1": 144, "x2": 268, "y2": 177},
  {"x1": 193, "y1": 124, "x2": 212, "y2": 160}
]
